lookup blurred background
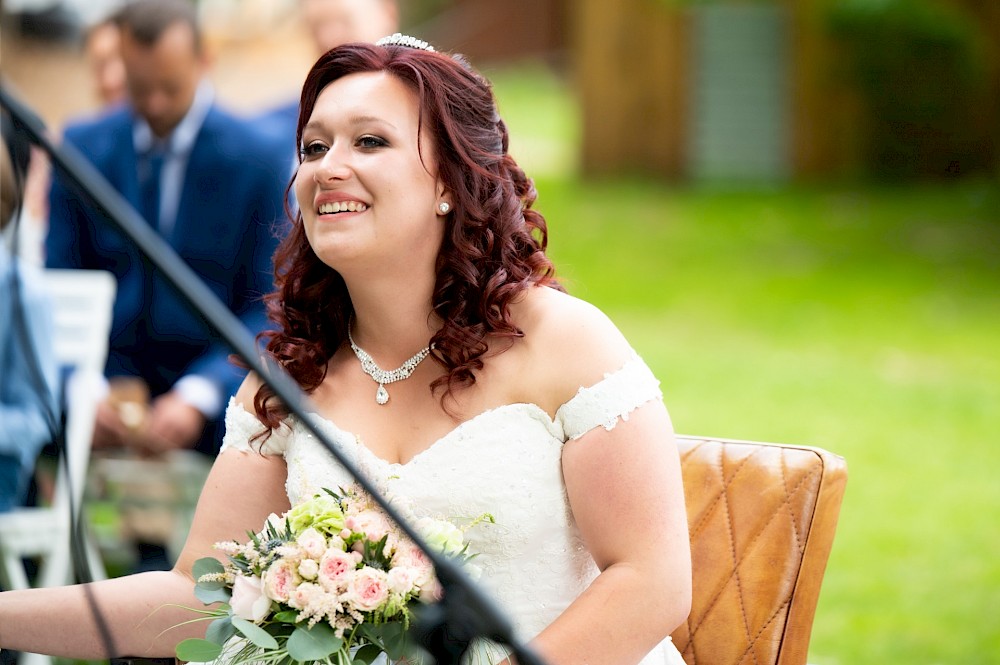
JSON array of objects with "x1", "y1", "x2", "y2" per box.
[{"x1": 2, "y1": 0, "x2": 998, "y2": 663}]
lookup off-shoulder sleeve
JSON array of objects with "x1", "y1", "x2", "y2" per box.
[
  {"x1": 220, "y1": 397, "x2": 291, "y2": 456},
  {"x1": 554, "y1": 353, "x2": 663, "y2": 441}
]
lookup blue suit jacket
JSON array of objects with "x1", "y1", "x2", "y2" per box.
[
  {"x1": 254, "y1": 98, "x2": 299, "y2": 159},
  {"x1": 46, "y1": 103, "x2": 289, "y2": 452}
]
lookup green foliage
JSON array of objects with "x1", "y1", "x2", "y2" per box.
[
  {"x1": 232, "y1": 616, "x2": 280, "y2": 649},
  {"x1": 175, "y1": 638, "x2": 224, "y2": 662},
  {"x1": 192, "y1": 556, "x2": 225, "y2": 581},
  {"x1": 826, "y1": 0, "x2": 990, "y2": 178},
  {"x1": 286, "y1": 622, "x2": 343, "y2": 660}
]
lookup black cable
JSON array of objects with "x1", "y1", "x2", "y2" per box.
[
  {"x1": 2, "y1": 107, "x2": 118, "y2": 655},
  {"x1": 0, "y1": 84, "x2": 547, "y2": 665}
]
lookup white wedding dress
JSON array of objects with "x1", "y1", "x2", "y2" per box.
[{"x1": 222, "y1": 354, "x2": 686, "y2": 665}]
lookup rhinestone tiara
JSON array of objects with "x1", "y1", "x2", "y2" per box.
[{"x1": 375, "y1": 32, "x2": 435, "y2": 52}]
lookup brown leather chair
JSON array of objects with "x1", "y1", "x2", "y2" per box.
[{"x1": 671, "y1": 436, "x2": 847, "y2": 665}]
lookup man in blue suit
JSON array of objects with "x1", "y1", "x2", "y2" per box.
[{"x1": 46, "y1": 0, "x2": 287, "y2": 462}]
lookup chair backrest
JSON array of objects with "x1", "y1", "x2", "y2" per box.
[
  {"x1": 41, "y1": 269, "x2": 116, "y2": 519},
  {"x1": 671, "y1": 436, "x2": 847, "y2": 665},
  {"x1": 43, "y1": 269, "x2": 117, "y2": 374}
]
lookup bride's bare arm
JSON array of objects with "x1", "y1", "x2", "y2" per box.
[
  {"x1": 0, "y1": 393, "x2": 290, "y2": 657},
  {"x1": 510, "y1": 290, "x2": 692, "y2": 665}
]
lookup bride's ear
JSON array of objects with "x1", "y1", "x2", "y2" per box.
[{"x1": 435, "y1": 183, "x2": 453, "y2": 217}]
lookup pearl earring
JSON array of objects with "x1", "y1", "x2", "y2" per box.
[{"x1": 438, "y1": 202, "x2": 450, "y2": 214}]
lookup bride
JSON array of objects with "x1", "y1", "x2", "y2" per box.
[{"x1": 0, "y1": 36, "x2": 691, "y2": 665}]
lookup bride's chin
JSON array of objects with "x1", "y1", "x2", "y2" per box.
[{"x1": 310, "y1": 245, "x2": 367, "y2": 275}]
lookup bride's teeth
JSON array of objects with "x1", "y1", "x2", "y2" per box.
[{"x1": 319, "y1": 201, "x2": 367, "y2": 214}]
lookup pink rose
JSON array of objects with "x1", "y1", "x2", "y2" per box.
[
  {"x1": 289, "y1": 581, "x2": 324, "y2": 611},
  {"x1": 345, "y1": 510, "x2": 393, "y2": 543},
  {"x1": 346, "y1": 567, "x2": 390, "y2": 612},
  {"x1": 318, "y1": 548, "x2": 360, "y2": 591},
  {"x1": 263, "y1": 560, "x2": 299, "y2": 603},
  {"x1": 392, "y1": 544, "x2": 433, "y2": 586},
  {"x1": 387, "y1": 566, "x2": 417, "y2": 595},
  {"x1": 231, "y1": 574, "x2": 270, "y2": 623},
  {"x1": 296, "y1": 527, "x2": 327, "y2": 559}
]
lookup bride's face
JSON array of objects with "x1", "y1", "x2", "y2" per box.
[{"x1": 295, "y1": 71, "x2": 450, "y2": 274}]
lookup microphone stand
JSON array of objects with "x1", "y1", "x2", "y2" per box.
[{"x1": 0, "y1": 83, "x2": 548, "y2": 665}]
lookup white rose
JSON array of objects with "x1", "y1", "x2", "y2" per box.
[
  {"x1": 230, "y1": 574, "x2": 270, "y2": 623},
  {"x1": 298, "y1": 558, "x2": 320, "y2": 580}
]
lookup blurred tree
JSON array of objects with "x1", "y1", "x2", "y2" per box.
[{"x1": 827, "y1": 0, "x2": 997, "y2": 179}]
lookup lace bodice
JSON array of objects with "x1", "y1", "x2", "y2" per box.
[{"x1": 222, "y1": 354, "x2": 685, "y2": 665}]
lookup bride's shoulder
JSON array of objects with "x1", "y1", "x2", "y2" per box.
[
  {"x1": 233, "y1": 372, "x2": 265, "y2": 413},
  {"x1": 223, "y1": 373, "x2": 292, "y2": 455},
  {"x1": 510, "y1": 286, "x2": 636, "y2": 410}
]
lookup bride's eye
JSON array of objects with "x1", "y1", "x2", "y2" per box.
[
  {"x1": 357, "y1": 135, "x2": 388, "y2": 150},
  {"x1": 299, "y1": 141, "x2": 328, "y2": 159}
]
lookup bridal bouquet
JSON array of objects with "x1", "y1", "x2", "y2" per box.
[{"x1": 175, "y1": 484, "x2": 487, "y2": 665}]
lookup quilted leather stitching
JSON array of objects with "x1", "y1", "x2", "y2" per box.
[
  {"x1": 736, "y1": 596, "x2": 793, "y2": 663},
  {"x1": 676, "y1": 439, "x2": 825, "y2": 665},
  {"x1": 721, "y1": 451, "x2": 759, "y2": 665},
  {"x1": 780, "y1": 449, "x2": 805, "y2": 555},
  {"x1": 686, "y1": 442, "x2": 758, "y2": 540},
  {"x1": 685, "y1": 449, "x2": 820, "y2": 633}
]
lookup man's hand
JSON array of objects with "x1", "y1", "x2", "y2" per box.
[
  {"x1": 92, "y1": 400, "x2": 130, "y2": 449},
  {"x1": 136, "y1": 391, "x2": 206, "y2": 453}
]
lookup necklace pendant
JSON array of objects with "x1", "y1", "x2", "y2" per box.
[{"x1": 375, "y1": 384, "x2": 389, "y2": 405}]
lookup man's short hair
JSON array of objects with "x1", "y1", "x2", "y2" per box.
[{"x1": 116, "y1": 0, "x2": 202, "y2": 54}]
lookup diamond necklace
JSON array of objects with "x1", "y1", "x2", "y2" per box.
[{"x1": 347, "y1": 324, "x2": 433, "y2": 405}]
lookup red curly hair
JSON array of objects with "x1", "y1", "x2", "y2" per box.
[{"x1": 252, "y1": 42, "x2": 562, "y2": 430}]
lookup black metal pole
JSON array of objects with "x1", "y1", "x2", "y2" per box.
[{"x1": 0, "y1": 83, "x2": 547, "y2": 665}]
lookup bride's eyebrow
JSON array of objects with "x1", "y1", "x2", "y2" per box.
[
  {"x1": 346, "y1": 114, "x2": 397, "y2": 131},
  {"x1": 301, "y1": 115, "x2": 399, "y2": 136}
]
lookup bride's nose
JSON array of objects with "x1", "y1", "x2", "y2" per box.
[{"x1": 315, "y1": 144, "x2": 352, "y2": 182}]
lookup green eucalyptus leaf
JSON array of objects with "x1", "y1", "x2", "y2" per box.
[
  {"x1": 175, "y1": 638, "x2": 224, "y2": 661},
  {"x1": 232, "y1": 616, "x2": 279, "y2": 649},
  {"x1": 380, "y1": 621, "x2": 413, "y2": 660},
  {"x1": 287, "y1": 622, "x2": 344, "y2": 660},
  {"x1": 205, "y1": 616, "x2": 237, "y2": 645},
  {"x1": 192, "y1": 557, "x2": 225, "y2": 580},
  {"x1": 353, "y1": 644, "x2": 384, "y2": 665},
  {"x1": 195, "y1": 584, "x2": 232, "y2": 605}
]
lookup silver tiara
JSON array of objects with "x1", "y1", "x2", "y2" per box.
[{"x1": 375, "y1": 33, "x2": 435, "y2": 52}]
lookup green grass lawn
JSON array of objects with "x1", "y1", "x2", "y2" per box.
[{"x1": 492, "y1": 62, "x2": 1000, "y2": 664}]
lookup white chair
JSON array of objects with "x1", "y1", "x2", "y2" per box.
[{"x1": 0, "y1": 270, "x2": 115, "y2": 613}]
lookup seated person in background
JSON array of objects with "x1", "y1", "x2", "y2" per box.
[
  {"x1": 46, "y1": 0, "x2": 287, "y2": 459},
  {"x1": 45, "y1": 0, "x2": 288, "y2": 570},
  {"x1": 0, "y1": 113, "x2": 59, "y2": 513},
  {"x1": 83, "y1": 13, "x2": 128, "y2": 108}
]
